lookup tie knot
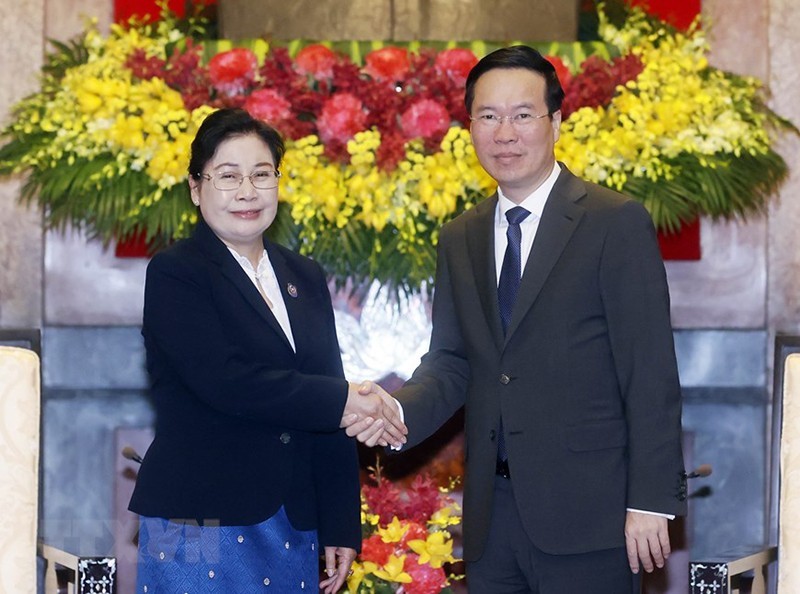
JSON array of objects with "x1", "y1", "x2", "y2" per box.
[{"x1": 506, "y1": 206, "x2": 530, "y2": 226}]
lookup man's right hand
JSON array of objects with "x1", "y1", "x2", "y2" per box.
[{"x1": 340, "y1": 381, "x2": 406, "y2": 448}]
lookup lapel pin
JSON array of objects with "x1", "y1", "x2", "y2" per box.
[{"x1": 287, "y1": 283, "x2": 298, "y2": 298}]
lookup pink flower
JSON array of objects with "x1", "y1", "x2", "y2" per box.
[
  {"x1": 244, "y1": 88, "x2": 292, "y2": 124},
  {"x1": 403, "y1": 554, "x2": 448, "y2": 594},
  {"x1": 294, "y1": 44, "x2": 338, "y2": 80},
  {"x1": 208, "y1": 48, "x2": 258, "y2": 96},
  {"x1": 316, "y1": 92, "x2": 367, "y2": 143},
  {"x1": 400, "y1": 98, "x2": 451, "y2": 141},
  {"x1": 364, "y1": 46, "x2": 410, "y2": 82},
  {"x1": 434, "y1": 48, "x2": 478, "y2": 87}
]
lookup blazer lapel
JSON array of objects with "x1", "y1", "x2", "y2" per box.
[
  {"x1": 195, "y1": 220, "x2": 294, "y2": 351},
  {"x1": 504, "y1": 167, "x2": 586, "y2": 343},
  {"x1": 466, "y1": 195, "x2": 505, "y2": 351},
  {"x1": 263, "y1": 242, "x2": 303, "y2": 353}
]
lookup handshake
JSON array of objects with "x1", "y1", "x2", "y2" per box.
[{"x1": 340, "y1": 381, "x2": 408, "y2": 449}]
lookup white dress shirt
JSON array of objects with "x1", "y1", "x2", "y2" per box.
[{"x1": 227, "y1": 247, "x2": 296, "y2": 352}]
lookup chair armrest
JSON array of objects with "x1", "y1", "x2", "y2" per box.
[
  {"x1": 39, "y1": 542, "x2": 117, "y2": 594},
  {"x1": 689, "y1": 545, "x2": 777, "y2": 594}
]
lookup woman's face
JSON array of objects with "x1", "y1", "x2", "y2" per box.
[{"x1": 189, "y1": 133, "x2": 279, "y2": 256}]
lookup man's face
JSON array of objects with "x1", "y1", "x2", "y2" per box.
[{"x1": 469, "y1": 68, "x2": 561, "y2": 203}]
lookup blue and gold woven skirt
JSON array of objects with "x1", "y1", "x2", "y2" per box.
[{"x1": 136, "y1": 506, "x2": 318, "y2": 592}]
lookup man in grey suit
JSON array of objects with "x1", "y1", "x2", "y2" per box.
[{"x1": 347, "y1": 45, "x2": 687, "y2": 593}]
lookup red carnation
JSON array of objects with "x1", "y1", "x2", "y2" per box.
[
  {"x1": 208, "y1": 48, "x2": 258, "y2": 96},
  {"x1": 295, "y1": 44, "x2": 338, "y2": 80},
  {"x1": 434, "y1": 48, "x2": 478, "y2": 87},
  {"x1": 244, "y1": 88, "x2": 292, "y2": 125},
  {"x1": 400, "y1": 98, "x2": 451, "y2": 141},
  {"x1": 403, "y1": 554, "x2": 448, "y2": 594},
  {"x1": 546, "y1": 54, "x2": 573, "y2": 93},
  {"x1": 316, "y1": 92, "x2": 368, "y2": 144},
  {"x1": 364, "y1": 46, "x2": 410, "y2": 82}
]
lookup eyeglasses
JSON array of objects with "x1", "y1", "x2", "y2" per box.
[
  {"x1": 200, "y1": 170, "x2": 281, "y2": 191},
  {"x1": 470, "y1": 112, "x2": 551, "y2": 129}
]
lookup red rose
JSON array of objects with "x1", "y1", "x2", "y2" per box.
[
  {"x1": 434, "y1": 48, "x2": 478, "y2": 87},
  {"x1": 316, "y1": 92, "x2": 368, "y2": 143},
  {"x1": 208, "y1": 48, "x2": 258, "y2": 96},
  {"x1": 400, "y1": 98, "x2": 451, "y2": 141},
  {"x1": 364, "y1": 46, "x2": 410, "y2": 82},
  {"x1": 244, "y1": 88, "x2": 292, "y2": 125},
  {"x1": 546, "y1": 54, "x2": 573, "y2": 93},
  {"x1": 295, "y1": 44, "x2": 338, "y2": 80}
]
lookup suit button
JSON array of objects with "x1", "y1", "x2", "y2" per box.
[
  {"x1": 500, "y1": 374, "x2": 510, "y2": 385},
  {"x1": 280, "y1": 432, "x2": 291, "y2": 444},
  {"x1": 489, "y1": 430, "x2": 496, "y2": 440}
]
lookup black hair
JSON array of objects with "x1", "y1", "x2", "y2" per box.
[
  {"x1": 464, "y1": 45, "x2": 565, "y2": 115},
  {"x1": 188, "y1": 108, "x2": 286, "y2": 180}
]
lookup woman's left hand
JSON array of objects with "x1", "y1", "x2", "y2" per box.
[{"x1": 320, "y1": 546, "x2": 357, "y2": 593}]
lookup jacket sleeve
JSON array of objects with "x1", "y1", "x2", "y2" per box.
[
  {"x1": 395, "y1": 224, "x2": 471, "y2": 449},
  {"x1": 599, "y1": 200, "x2": 687, "y2": 516}
]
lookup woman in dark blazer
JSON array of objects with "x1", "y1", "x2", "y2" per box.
[{"x1": 129, "y1": 108, "x2": 402, "y2": 592}]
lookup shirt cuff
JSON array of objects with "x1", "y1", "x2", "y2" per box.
[
  {"x1": 389, "y1": 397, "x2": 405, "y2": 451},
  {"x1": 627, "y1": 508, "x2": 675, "y2": 520}
]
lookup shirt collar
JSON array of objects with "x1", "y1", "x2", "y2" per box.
[
  {"x1": 227, "y1": 247, "x2": 272, "y2": 278},
  {"x1": 496, "y1": 161, "x2": 561, "y2": 222}
]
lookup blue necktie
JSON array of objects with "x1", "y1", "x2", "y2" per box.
[
  {"x1": 497, "y1": 206, "x2": 530, "y2": 462},
  {"x1": 498, "y1": 206, "x2": 531, "y2": 335}
]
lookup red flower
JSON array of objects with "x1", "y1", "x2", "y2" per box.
[
  {"x1": 400, "y1": 98, "x2": 451, "y2": 141},
  {"x1": 208, "y1": 48, "x2": 258, "y2": 96},
  {"x1": 403, "y1": 554, "x2": 448, "y2": 594},
  {"x1": 295, "y1": 44, "x2": 338, "y2": 80},
  {"x1": 546, "y1": 54, "x2": 573, "y2": 93},
  {"x1": 364, "y1": 46, "x2": 410, "y2": 82},
  {"x1": 244, "y1": 88, "x2": 292, "y2": 125},
  {"x1": 361, "y1": 534, "x2": 395, "y2": 566},
  {"x1": 399, "y1": 521, "x2": 429, "y2": 547},
  {"x1": 316, "y1": 92, "x2": 368, "y2": 143},
  {"x1": 434, "y1": 48, "x2": 478, "y2": 87}
]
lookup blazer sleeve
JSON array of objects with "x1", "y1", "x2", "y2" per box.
[
  {"x1": 143, "y1": 249, "x2": 348, "y2": 433},
  {"x1": 396, "y1": 224, "x2": 471, "y2": 449},
  {"x1": 599, "y1": 200, "x2": 687, "y2": 516}
]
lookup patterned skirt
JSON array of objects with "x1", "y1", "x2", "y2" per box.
[{"x1": 136, "y1": 506, "x2": 319, "y2": 592}]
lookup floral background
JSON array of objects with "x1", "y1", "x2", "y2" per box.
[{"x1": 0, "y1": 3, "x2": 793, "y2": 295}]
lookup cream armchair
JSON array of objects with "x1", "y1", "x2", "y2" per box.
[
  {"x1": 689, "y1": 335, "x2": 800, "y2": 594},
  {"x1": 0, "y1": 346, "x2": 40, "y2": 592},
  {"x1": 779, "y1": 352, "x2": 800, "y2": 591},
  {"x1": 0, "y1": 344, "x2": 116, "y2": 593}
]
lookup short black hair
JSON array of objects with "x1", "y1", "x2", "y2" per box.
[
  {"x1": 188, "y1": 108, "x2": 285, "y2": 180},
  {"x1": 464, "y1": 45, "x2": 565, "y2": 115}
]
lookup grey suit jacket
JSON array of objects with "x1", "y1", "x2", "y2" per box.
[{"x1": 396, "y1": 164, "x2": 687, "y2": 561}]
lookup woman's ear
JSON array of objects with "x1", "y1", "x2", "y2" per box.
[{"x1": 188, "y1": 175, "x2": 200, "y2": 206}]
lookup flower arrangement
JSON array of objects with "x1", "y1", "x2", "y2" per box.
[
  {"x1": 0, "y1": 3, "x2": 794, "y2": 293},
  {"x1": 346, "y1": 462, "x2": 463, "y2": 594}
]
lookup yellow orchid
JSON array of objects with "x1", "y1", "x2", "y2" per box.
[
  {"x1": 373, "y1": 554, "x2": 413, "y2": 584},
  {"x1": 407, "y1": 531, "x2": 457, "y2": 569}
]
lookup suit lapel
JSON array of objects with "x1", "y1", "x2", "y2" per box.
[
  {"x1": 504, "y1": 168, "x2": 586, "y2": 343},
  {"x1": 466, "y1": 195, "x2": 505, "y2": 351},
  {"x1": 195, "y1": 220, "x2": 294, "y2": 351}
]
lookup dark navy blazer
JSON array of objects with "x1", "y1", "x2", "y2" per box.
[{"x1": 129, "y1": 219, "x2": 361, "y2": 549}]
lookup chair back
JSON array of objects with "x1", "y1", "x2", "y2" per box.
[
  {"x1": 0, "y1": 346, "x2": 41, "y2": 593},
  {"x1": 779, "y1": 353, "x2": 800, "y2": 592}
]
